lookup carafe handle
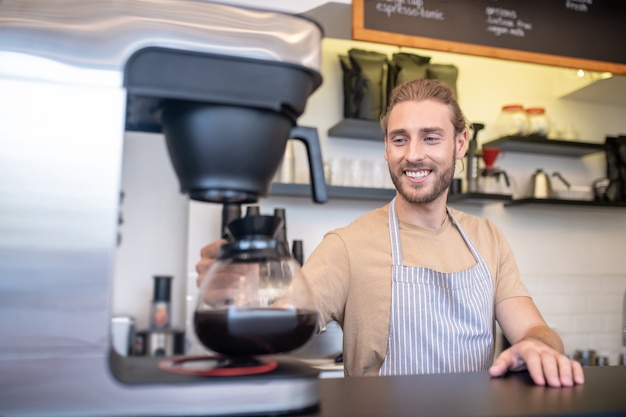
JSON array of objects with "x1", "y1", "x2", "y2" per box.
[{"x1": 288, "y1": 126, "x2": 328, "y2": 203}]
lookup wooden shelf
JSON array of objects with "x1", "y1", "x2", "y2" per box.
[{"x1": 483, "y1": 135, "x2": 604, "y2": 157}]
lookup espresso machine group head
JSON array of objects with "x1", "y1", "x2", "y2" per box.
[{"x1": 0, "y1": 1, "x2": 326, "y2": 415}]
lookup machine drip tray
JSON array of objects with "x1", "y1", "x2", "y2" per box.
[
  {"x1": 109, "y1": 350, "x2": 320, "y2": 385},
  {"x1": 159, "y1": 355, "x2": 279, "y2": 377}
]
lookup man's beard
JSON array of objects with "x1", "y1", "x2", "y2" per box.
[{"x1": 390, "y1": 152, "x2": 456, "y2": 204}]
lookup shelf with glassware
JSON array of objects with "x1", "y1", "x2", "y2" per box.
[
  {"x1": 324, "y1": 120, "x2": 512, "y2": 204},
  {"x1": 327, "y1": 119, "x2": 606, "y2": 157},
  {"x1": 269, "y1": 182, "x2": 626, "y2": 208},
  {"x1": 324, "y1": 121, "x2": 625, "y2": 208},
  {"x1": 269, "y1": 182, "x2": 512, "y2": 204}
]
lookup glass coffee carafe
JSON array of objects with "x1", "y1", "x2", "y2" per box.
[{"x1": 194, "y1": 214, "x2": 318, "y2": 360}]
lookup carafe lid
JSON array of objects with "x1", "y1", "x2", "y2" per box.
[
  {"x1": 219, "y1": 215, "x2": 289, "y2": 261},
  {"x1": 225, "y1": 215, "x2": 282, "y2": 240}
]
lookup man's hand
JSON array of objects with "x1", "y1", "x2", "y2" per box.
[
  {"x1": 489, "y1": 338, "x2": 584, "y2": 387},
  {"x1": 195, "y1": 239, "x2": 227, "y2": 287},
  {"x1": 195, "y1": 238, "x2": 261, "y2": 307}
]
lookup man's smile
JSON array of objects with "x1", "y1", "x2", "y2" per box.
[{"x1": 405, "y1": 169, "x2": 431, "y2": 180}]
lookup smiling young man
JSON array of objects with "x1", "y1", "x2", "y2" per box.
[{"x1": 196, "y1": 79, "x2": 584, "y2": 387}]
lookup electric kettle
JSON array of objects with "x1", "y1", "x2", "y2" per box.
[
  {"x1": 531, "y1": 169, "x2": 551, "y2": 198},
  {"x1": 530, "y1": 169, "x2": 570, "y2": 199}
]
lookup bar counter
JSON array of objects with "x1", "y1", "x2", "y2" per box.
[
  {"x1": 305, "y1": 366, "x2": 626, "y2": 417},
  {"x1": 2, "y1": 353, "x2": 625, "y2": 416}
]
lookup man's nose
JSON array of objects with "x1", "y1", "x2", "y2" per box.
[{"x1": 405, "y1": 139, "x2": 426, "y2": 162}]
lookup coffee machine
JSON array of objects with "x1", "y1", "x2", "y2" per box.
[{"x1": 0, "y1": 1, "x2": 327, "y2": 416}]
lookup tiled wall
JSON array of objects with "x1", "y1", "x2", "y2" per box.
[
  {"x1": 524, "y1": 274, "x2": 625, "y2": 364},
  {"x1": 474, "y1": 202, "x2": 626, "y2": 365}
]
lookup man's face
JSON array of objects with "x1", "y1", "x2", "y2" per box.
[{"x1": 384, "y1": 99, "x2": 466, "y2": 205}]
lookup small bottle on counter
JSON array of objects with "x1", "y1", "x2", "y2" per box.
[
  {"x1": 594, "y1": 355, "x2": 609, "y2": 366},
  {"x1": 150, "y1": 275, "x2": 172, "y2": 331}
]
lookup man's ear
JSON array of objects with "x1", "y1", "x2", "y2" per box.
[{"x1": 456, "y1": 129, "x2": 468, "y2": 159}]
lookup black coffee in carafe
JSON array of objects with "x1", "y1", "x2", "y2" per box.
[{"x1": 194, "y1": 308, "x2": 317, "y2": 356}]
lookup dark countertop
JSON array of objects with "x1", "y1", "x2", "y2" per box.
[
  {"x1": 110, "y1": 353, "x2": 626, "y2": 417},
  {"x1": 4, "y1": 353, "x2": 624, "y2": 416},
  {"x1": 305, "y1": 366, "x2": 626, "y2": 417}
]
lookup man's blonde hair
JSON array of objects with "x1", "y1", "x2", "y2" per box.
[{"x1": 380, "y1": 79, "x2": 467, "y2": 137}]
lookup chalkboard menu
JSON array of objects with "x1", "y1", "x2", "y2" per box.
[{"x1": 353, "y1": 0, "x2": 626, "y2": 75}]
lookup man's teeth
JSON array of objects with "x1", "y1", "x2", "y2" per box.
[{"x1": 406, "y1": 170, "x2": 429, "y2": 179}]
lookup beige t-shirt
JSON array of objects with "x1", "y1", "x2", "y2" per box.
[{"x1": 302, "y1": 204, "x2": 530, "y2": 377}]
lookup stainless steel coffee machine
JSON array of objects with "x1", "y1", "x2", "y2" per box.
[{"x1": 0, "y1": 1, "x2": 327, "y2": 416}]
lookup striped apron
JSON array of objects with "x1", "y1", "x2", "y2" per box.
[{"x1": 379, "y1": 198, "x2": 494, "y2": 376}]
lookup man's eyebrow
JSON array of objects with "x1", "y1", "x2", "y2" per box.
[
  {"x1": 420, "y1": 127, "x2": 445, "y2": 135},
  {"x1": 387, "y1": 128, "x2": 409, "y2": 136},
  {"x1": 387, "y1": 127, "x2": 445, "y2": 137}
]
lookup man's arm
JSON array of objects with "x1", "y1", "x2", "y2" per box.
[{"x1": 491, "y1": 296, "x2": 584, "y2": 387}]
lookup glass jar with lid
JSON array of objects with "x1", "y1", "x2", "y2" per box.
[
  {"x1": 525, "y1": 106, "x2": 550, "y2": 136},
  {"x1": 496, "y1": 104, "x2": 529, "y2": 137}
]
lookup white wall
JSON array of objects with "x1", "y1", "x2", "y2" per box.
[
  {"x1": 113, "y1": 133, "x2": 189, "y2": 331},
  {"x1": 114, "y1": 1, "x2": 626, "y2": 364}
]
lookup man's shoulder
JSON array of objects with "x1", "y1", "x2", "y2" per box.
[
  {"x1": 332, "y1": 204, "x2": 389, "y2": 236},
  {"x1": 352, "y1": 204, "x2": 389, "y2": 226},
  {"x1": 448, "y1": 207, "x2": 500, "y2": 232}
]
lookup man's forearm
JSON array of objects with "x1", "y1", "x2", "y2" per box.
[{"x1": 519, "y1": 325, "x2": 564, "y2": 353}]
